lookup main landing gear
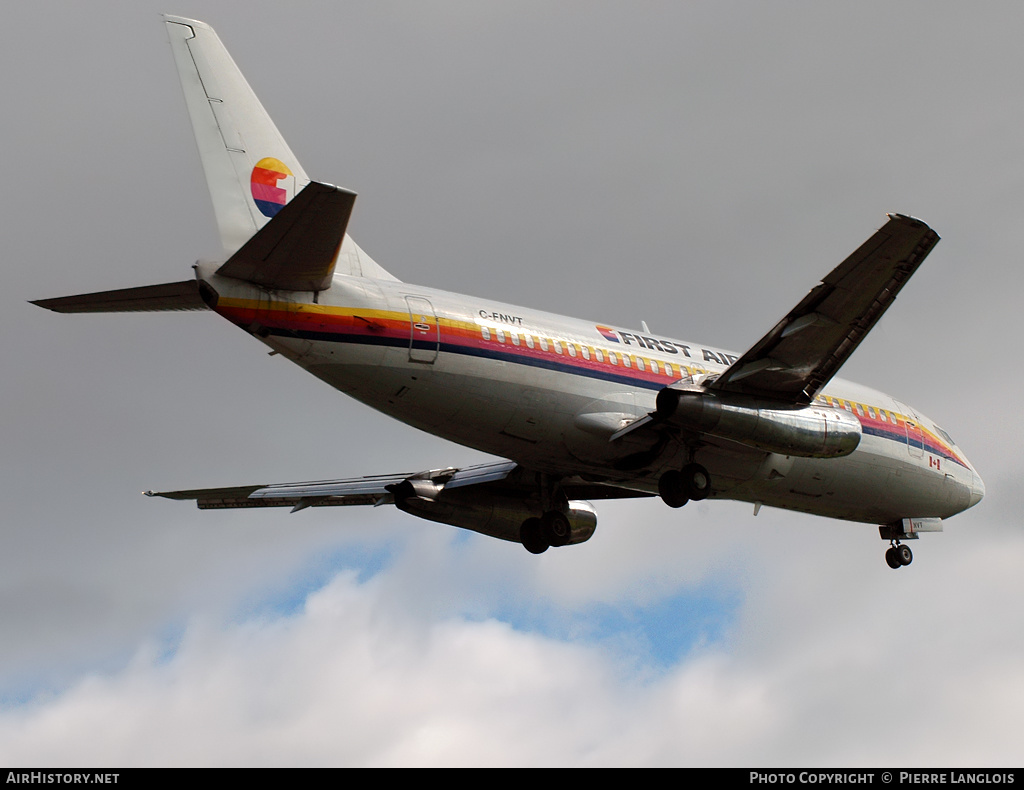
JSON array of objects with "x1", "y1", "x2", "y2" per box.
[
  {"x1": 658, "y1": 462, "x2": 711, "y2": 509},
  {"x1": 519, "y1": 511, "x2": 571, "y2": 555},
  {"x1": 885, "y1": 541, "x2": 913, "y2": 569}
]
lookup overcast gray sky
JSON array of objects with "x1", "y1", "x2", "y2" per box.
[{"x1": 2, "y1": 0, "x2": 1022, "y2": 767}]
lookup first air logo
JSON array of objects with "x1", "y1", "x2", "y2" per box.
[{"x1": 250, "y1": 157, "x2": 293, "y2": 217}]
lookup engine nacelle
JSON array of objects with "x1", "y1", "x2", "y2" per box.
[
  {"x1": 656, "y1": 387, "x2": 861, "y2": 458},
  {"x1": 390, "y1": 483, "x2": 597, "y2": 546}
]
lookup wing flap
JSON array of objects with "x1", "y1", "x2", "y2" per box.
[
  {"x1": 146, "y1": 462, "x2": 519, "y2": 510},
  {"x1": 147, "y1": 475, "x2": 398, "y2": 510},
  {"x1": 710, "y1": 214, "x2": 939, "y2": 404},
  {"x1": 147, "y1": 460, "x2": 653, "y2": 512}
]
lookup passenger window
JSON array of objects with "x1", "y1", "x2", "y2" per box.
[
  {"x1": 623, "y1": 355, "x2": 632, "y2": 369},
  {"x1": 637, "y1": 358, "x2": 646, "y2": 372},
  {"x1": 526, "y1": 335, "x2": 535, "y2": 349},
  {"x1": 581, "y1": 346, "x2": 591, "y2": 361},
  {"x1": 553, "y1": 340, "x2": 562, "y2": 354},
  {"x1": 609, "y1": 351, "x2": 618, "y2": 365},
  {"x1": 651, "y1": 360, "x2": 660, "y2": 375},
  {"x1": 511, "y1": 333, "x2": 520, "y2": 346},
  {"x1": 540, "y1": 337, "x2": 549, "y2": 352},
  {"x1": 481, "y1": 326, "x2": 491, "y2": 341},
  {"x1": 568, "y1": 344, "x2": 577, "y2": 357},
  {"x1": 595, "y1": 348, "x2": 604, "y2": 363},
  {"x1": 496, "y1": 329, "x2": 505, "y2": 343}
]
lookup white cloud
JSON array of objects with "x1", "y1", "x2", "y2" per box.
[{"x1": 3, "y1": 519, "x2": 1023, "y2": 767}]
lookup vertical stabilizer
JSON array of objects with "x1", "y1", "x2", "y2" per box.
[
  {"x1": 165, "y1": 15, "x2": 309, "y2": 254},
  {"x1": 164, "y1": 16, "x2": 398, "y2": 281},
  {"x1": 163, "y1": 16, "x2": 305, "y2": 253}
]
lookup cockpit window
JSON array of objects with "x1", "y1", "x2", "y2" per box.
[{"x1": 935, "y1": 425, "x2": 956, "y2": 446}]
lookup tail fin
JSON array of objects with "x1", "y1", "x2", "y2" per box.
[
  {"x1": 165, "y1": 15, "x2": 307, "y2": 254},
  {"x1": 164, "y1": 16, "x2": 397, "y2": 282}
]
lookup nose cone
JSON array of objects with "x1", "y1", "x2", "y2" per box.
[{"x1": 968, "y1": 470, "x2": 986, "y2": 509}]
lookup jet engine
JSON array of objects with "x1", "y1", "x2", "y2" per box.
[
  {"x1": 655, "y1": 387, "x2": 861, "y2": 458},
  {"x1": 387, "y1": 479, "x2": 597, "y2": 546}
]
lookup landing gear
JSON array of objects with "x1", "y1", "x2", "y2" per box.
[
  {"x1": 658, "y1": 462, "x2": 711, "y2": 508},
  {"x1": 681, "y1": 462, "x2": 711, "y2": 501},
  {"x1": 541, "y1": 511, "x2": 571, "y2": 547},
  {"x1": 519, "y1": 510, "x2": 573, "y2": 553},
  {"x1": 658, "y1": 470, "x2": 688, "y2": 508},
  {"x1": 885, "y1": 541, "x2": 913, "y2": 569},
  {"x1": 520, "y1": 517, "x2": 548, "y2": 554}
]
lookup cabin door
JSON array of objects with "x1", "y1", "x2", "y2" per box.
[
  {"x1": 896, "y1": 400, "x2": 924, "y2": 458},
  {"x1": 406, "y1": 296, "x2": 439, "y2": 363}
]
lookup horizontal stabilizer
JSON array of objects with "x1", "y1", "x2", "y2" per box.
[
  {"x1": 31, "y1": 280, "x2": 206, "y2": 313},
  {"x1": 215, "y1": 181, "x2": 355, "y2": 291}
]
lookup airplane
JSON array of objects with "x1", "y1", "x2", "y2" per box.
[{"x1": 32, "y1": 16, "x2": 985, "y2": 570}]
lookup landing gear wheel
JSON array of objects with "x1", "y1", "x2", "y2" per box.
[
  {"x1": 681, "y1": 463, "x2": 711, "y2": 501},
  {"x1": 541, "y1": 511, "x2": 571, "y2": 547},
  {"x1": 520, "y1": 517, "x2": 549, "y2": 554},
  {"x1": 885, "y1": 547, "x2": 902, "y2": 569},
  {"x1": 896, "y1": 544, "x2": 913, "y2": 566},
  {"x1": 658, "y1": 470, "x2": 689, "y2": 509}
]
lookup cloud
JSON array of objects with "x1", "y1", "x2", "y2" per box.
[{"x1": 3, "y1": 517, "x2": 1023, "y2": 767}]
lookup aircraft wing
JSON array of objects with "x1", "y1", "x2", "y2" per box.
[
  {"x1": 147, "y1": 460, "x2": 651, "y2": 512},
  {"x1": 709, "y1": 214, "x2": 939, "y2": 404}
]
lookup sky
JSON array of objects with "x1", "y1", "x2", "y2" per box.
[{"x1": 2, "y1": 0, "x2": 1022, "y2": 767}]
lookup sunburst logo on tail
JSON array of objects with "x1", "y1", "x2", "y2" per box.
[{"x1": 250, "y1": 157, "x2": 293, "y2": 217}]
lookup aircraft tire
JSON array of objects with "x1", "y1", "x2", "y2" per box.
[
  {"x1": 896, "y1": 544, "x2": 913, "y2": 566},
  {"x1": 682, "y1": 463, "x2": 711, "y2": 501},
  {"x1": 885, "y1": 547, "x2": 902, "y2": 569},
  {"x1": 541, "y1": 511, "x2": 571, "y2": 547},
  {"x1": 521, "y1": 518, "x2": 549, "y2": 554},
  {"x1": 658, "y1": 470, "x2": 689, "y2": 509}
]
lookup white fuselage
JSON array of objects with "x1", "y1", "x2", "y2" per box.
[{"x1": 199, "y1": 264, "x2": 984, "y2": 527}]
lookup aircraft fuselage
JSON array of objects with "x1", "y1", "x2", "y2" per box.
[{"x1": 197, "y1": 264, "x2": 984, "y2": 527}]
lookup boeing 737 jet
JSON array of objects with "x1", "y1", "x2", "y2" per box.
[{"x1": 33, "y1": 16, "x2": 984, "y2": 569}]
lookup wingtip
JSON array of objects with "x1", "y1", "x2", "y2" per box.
[{"x1": 886, "y1": 212, "x2": 930, "y2": 228}]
